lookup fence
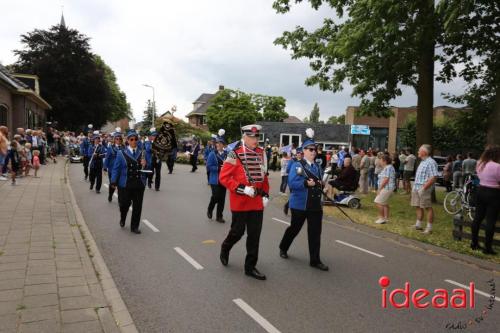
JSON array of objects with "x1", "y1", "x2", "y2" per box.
[{"x1": 452, "y1": 214, "x2": 500, "y2": 246}]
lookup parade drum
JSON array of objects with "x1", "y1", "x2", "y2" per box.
[{"x1": 152, "y1": 121, "x2": 178, "y2": 159}]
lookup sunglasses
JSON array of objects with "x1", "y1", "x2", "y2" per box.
[
  {"x1": 305, "y1": 148, "x2": 317, "y2": 152},
  {"x1": 128, "y1": 137, "x2": 137, "y2": 142}
]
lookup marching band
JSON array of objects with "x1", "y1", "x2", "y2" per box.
[{"x1": 78, "y1": 122, "x2": 329, "y2": 279}]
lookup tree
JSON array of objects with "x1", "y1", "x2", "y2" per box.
[
  {"x1": 273, "y1": 0, "x2": 443, "y2": 148},
  {"x1": 326, "y1": 114, "x2": 345, "y2": 124},
  {"x1": 253, "y1": 95, "x2": 289, "y2": 121},
  {"x1": 206, "y1": 89, "x2": 261, "y2": 142},
  {"x1": 309, "y1": 102, "x2": 320, "y2": 123},
  {"x1": 141, "y1": 99, "x2": 156, "y2": 133},
  {"x1": 438, "y1": 0, "x2": 500, "y2": 144},
  {"x1": 12, "y1": 24, "x2": 129, "y2": 129}
]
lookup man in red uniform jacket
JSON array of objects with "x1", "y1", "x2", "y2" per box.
[{"x1": 219, "y1": 124, "x2": 270, "y2": 280}]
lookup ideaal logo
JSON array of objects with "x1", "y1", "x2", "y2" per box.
[{"x1": 378, "y1": 276, "x2": 496, "y2": 330}]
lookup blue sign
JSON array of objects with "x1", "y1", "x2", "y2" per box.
[{"x1": 351, "y1": 125, "x2": 371, "y2": 135}]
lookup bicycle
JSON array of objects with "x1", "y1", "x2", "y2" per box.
[{"x1": 443, "y1": 175, "x2": 477, "y2": 221}]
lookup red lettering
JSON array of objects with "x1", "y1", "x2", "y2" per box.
[
  {"x1": 412, "y1": 289, "x2": 430, "y2": 308},
  {"x1": 389, "y1": 282, "x2": 409, "y2": 308},
  {"x1": 450, "y1": 289, "x2": 467, "y2": 309},
  {"x1": 470, "y1": 282, "x2": 475, "y2": 308},
  {"x1": 382, "y1": 288, "x2": 387, "y2": 308},
  {"x1": 432, "y1": 289, "x2": 449, "y2": 308}
]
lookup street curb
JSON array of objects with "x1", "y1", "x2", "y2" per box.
[
  {"x1": 64, "y1": 160, "x2": 139, "y2": 333},
  {"x1": 322, "y1": 213, "x2": 500, "y2": 274}
]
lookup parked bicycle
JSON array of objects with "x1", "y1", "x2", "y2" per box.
[{"x1": 443, "y1": 174, "x2": 478, "y2": 220}]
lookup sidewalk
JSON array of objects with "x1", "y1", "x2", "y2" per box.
[{"x1": 0, "y1": 159, "x2": 136, "y2": 333}]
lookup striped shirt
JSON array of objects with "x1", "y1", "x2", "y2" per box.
[
  {"x1": 378, "y1": 164, "x2": 396, "y2": 191},
  {"x1": 237, "y1": 147, "x2": 265, "y2": 183}
]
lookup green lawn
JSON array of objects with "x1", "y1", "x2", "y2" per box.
[{"x1": 321, "y1": 190, "x2": 500, "y2": 265}]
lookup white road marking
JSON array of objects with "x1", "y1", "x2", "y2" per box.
[
  {"x1": 445, "y1": 279, "x2": 499, "y2": 302},
  {"x1": 272, "y1": 218, "x2": 290, "y2": 226},
  {"x1": 233, "y1": 298, "x2": 281, "y2": 333},
  {"x1": 174, "y1": 247, "x2": 204, "y2": 270},
  {"x1": 142, "y1": 219, "x2": 159, "y2": 232},
  {"x1": 335, "y1": 240, "x2": 384, "y2": 258}
]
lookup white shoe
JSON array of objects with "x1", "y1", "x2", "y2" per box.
[
  {"x1": 375, "y1": 218, "x2": 386, "y2": 224},
  {"x1": 0, "y1": 176, "x2": 7, "y2": 181},
  {"x1": 423, "y1": 227, "x2": 432, "y2": 234}
]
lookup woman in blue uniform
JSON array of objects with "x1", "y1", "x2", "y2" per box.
[
  {"x1": 111, "y1": 129, "x2": 147, "y2": 234},
  {"x1": 207, "y1": 129, "x2": 227, "y2": 223},
  {"x1": 104, "y1": 128, "x2": 123, "y2": 202},
  {"x1": 89, "y1": 132, "x2": 106, "y2": 193}
]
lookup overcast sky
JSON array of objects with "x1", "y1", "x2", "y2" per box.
[{"x1": 1, "y1": 0, "x2": 467, "y2": 123}]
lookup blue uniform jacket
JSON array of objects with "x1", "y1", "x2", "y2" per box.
[
  {"x1": 207, "y1": 150, "x2": 227, "y2": 185},
  {"x1": 288, "y1": 160, "x2": 323, "y2": 211},
  {"x1": 80, "y1": 138, "x2": 92, "y2": 157},
  {"x1": 89, "y1": 144, "x2": 106, "y2": 169},
  {"x1": 192, "y1": 144, "x2": 200, "y2": 159},
  {"x1": 144, "y1": 141, "x2": 153, "y2": 168},
  {"x1": 204, "y1": 145, "x2": 214, "y2": 161},
  {"x1": 104, "y1": 144, "x2": 122, "y2": 173},
  {"x1": 111, "y1": 147, "x2": 147, "y2": 188}
]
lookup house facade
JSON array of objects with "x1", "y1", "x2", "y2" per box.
[
  {"x1": 186, "y1": 85, "x2": 224, "y2": 130},
  {"x1": 0, "y1": 65, "x2": 51, "y2": 136}
]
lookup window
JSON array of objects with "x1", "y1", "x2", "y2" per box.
[
  {"x1": 259, "y1": 133, "x2": 265, "y2": 143},
  {"x1": 0, "y1": 105, "x2": 7, "y2": 126},
  {"x1": 280, "y1": 133, "x2": 301, "y2": 147}
]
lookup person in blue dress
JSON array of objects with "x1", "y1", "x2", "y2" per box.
[
  {"x1": 89, "y1": 132, "x2": 106, "y2": 193},
  {"x1": 104, "y1": 128, "x2": 124, "y2": 202},
  {"x1": 279, "y1": 128, "x2": 329, "y2": 271},
  {"x1": 206, "y1": 129, "x2": 227, "y2": 223},
  {"x1": 111, "y1": 129, "x2": 147, "y2": 234}
]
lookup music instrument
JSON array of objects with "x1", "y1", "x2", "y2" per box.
[{"x1": 152, "y1": 121, "x2": 177, "y2": 159}]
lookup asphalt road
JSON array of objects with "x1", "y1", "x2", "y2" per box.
[{"x1": 68, "y1": 162, "x2": 500, "y2": 333}]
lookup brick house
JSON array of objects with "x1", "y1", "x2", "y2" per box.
[
  {"x1": 186, "y1": 85, "x2": 224, "y2": 130},
  {"x1": 0, "y1": 64, "x2": 51, "y2": 136}
]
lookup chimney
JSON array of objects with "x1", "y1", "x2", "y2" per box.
[{"x1": 219, "y1": 85, "x2": 224, "y2": 91}]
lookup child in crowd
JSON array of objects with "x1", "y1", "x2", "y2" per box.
[
  {"x1": 32, "y1": 150, "x2": 41, "y2": 178},
  {"x1": 8, "y1": 141, "x2": 20, "y2": 185},
  {"x1": 23, "y1": 142, "x2": 32, "y2": 176}
]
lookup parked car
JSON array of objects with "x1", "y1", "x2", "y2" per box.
[{"x1": 433, "y1": 155, "x2": 447, "y2": 186}]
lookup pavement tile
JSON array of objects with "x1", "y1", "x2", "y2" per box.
[
  {"x1": 0, "y1": 269, "x2": 26, "y2": 281},
  {"x1": 27, "y1": 265, "x2": 56, "y2": 275},
  {"x1": 27, "y1": 259, "x2": 54, "y2": 267},
  {"x1": 0, "y1": 289, "x2": 23, "y2": 302},
  {"x1": 0, "y1": 255, "x2": 28, "y2": 264},
  {"x1": 62, "y1": 320, "x2": 102, "y2": 333},
  {"x1": 0, "y1": 313, "x2": 17, "y2": 331},
  {"x1": 0, "y1": 279, "x2": 24, "y2": 291},
  {"x1": 56, "y1": 261, "x2": 82, "y2": 269},
  {"x1": 56, "y1": 269, "x2": 84, "y2": 278},
  {"x1": 61, "y1": 308, "x2": 98, "y2": 324},
  {"x1": 113, "y1": 309, "x2": 133, "y2": 327},
  {"x1": 20, "y1": 305, "x2": 58, "y2": 323},
  {"x1": 29, "y1": 252, "x2": 54, "y2": 260},
  {"x1": 60, "y1": 295, "x2": 94, "y2": 311},
  {"x1": 0, "y1": 262, "x2": 27, "y2": 272},
  {"x1": 25, "y1": 274, "x2": 57, "y2": 286},
  {"x1": 0, "y1": 301, "x2": 18, "y2": 315},
  {"x1": 59, "y1": 285, "x2": 90, "y2": 298},
  {"x1": 58, "y1": 276, "x2": 86, "y2": 287},
  {"x1": 24, "y1": 283, "x2": 57, "y2": 296},
  {"x1": 19, "y1": 319, "x2": 60, "y2": 333},
  {"x1": 24, "y1": 293, "x2": 59, "y2": 308}
]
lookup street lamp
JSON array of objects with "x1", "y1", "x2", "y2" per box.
[{"x1": 142, "y1": 84, "x2": 155, "y2": 126}]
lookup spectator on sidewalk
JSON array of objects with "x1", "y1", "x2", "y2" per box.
[
  {"x1": 470, "y1": 145, "x2": 500, "y2": 255},
  {"x1": 359, "y1": 149, "x2": 369, "y2": 194},
  {"x1": 403, "y1": 149, "x2": 416, "y2": 194},
  {"x1": 368, "y1": 150, "x2": 376, "y2": 190},
  {"x1": 23, "y1": 143, "x2": 32, "y2": 177},
  {"x1": 0, "y1": 132, "x2": 7, "y2": 181},
  {"x1": 462, "y1": 152, "x2": 477, "y2": 182},
  {"x1": 0, "y1": 126, "x2": 9, "y2": 178},
  {"x1": 392, "y1": 152, "x2": 401, "y2": 192},
  {"x1": 452, "y1": 154, "x2": 464, "y2": 189},
  {"x1": 443, "y1": 155, "x2": 454, "y2": 192},
  {"x1": 8, "y1": 140, "x2": 21, "y2": 185},
  {"x1": 411, "y1": 144, "x2": 439, "y2": 234},
  {"x1": 374, "y1": 152, "x2": 384, "y2": 191},
  {"x1": 374, "y1": 154, "x2": 396, "y2": 224},
  {"x1": 32, "y1": 150, "x2": 41, "y2": 178},
  {"x1": 280, "y1": 152, "x2": 291, "y2": 194}
]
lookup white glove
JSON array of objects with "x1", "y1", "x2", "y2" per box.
[
  {"x1": 262, "y1": 196, "x2": 269, "y2": 207},
  {"x1": 244, "y1": 186, "x2": 255, "y2": 197}
]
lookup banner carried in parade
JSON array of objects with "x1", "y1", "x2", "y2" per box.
[{"x1": 152, "y1": 121, "x2": 178, "y2": 159}]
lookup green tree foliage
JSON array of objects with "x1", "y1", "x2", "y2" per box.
[
  {"x1": 12, "y1": 24, "x2": 129, "y2": 129},
  {"x1": 309, "y1": 102, "x2": 320, "y2": 123},
  {"x1": 273, "y1": 0, "x2": 445, "y2": 147},
  {"x1": 206, "y1": 89, "x2": 288, "y2": 141},
  {"x1": 326, "y1": 114, "x2": 345, "y2": 124},
  {"x1": 141, "y1": 99, "x2": 156, "y2": 133},
  {"x1": 438, "y1": 0, "x2": 500, "y2": 144}
]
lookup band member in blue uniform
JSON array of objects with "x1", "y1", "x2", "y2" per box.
[
  {"x1": 204, "y1": 136, "x2": 216, "y2": 182},
  {"x1": 111, "y1": 129, "x2": 147, "y2": 234},
  {"x1": 104, "y1": 128, "x2": 124, "y2": 202},
  {"x1": 190, "y1": 138, "x2": 201, "y2": 172},
  {"x1": 80, "y1": 124, "x2": 93, "y2": 180},
  {"x1": 89, "y1": 131, "x2": 106, "y2": 193},
  {"x1": 145, "y1": 128, "x2": 162, "y2": 191},
  {"x1": 283, "y1": 147, "x2": 303, "y2": 216},
  {"x1": 207, "y1": 129, "x2": 227, "y2": 223},
  {"x1": 279, "y1": 128, "x2": 329, "y2": 271}
]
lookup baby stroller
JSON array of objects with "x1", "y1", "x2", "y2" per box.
[
  {"x1": 68, "y1": 144, "x2": 82, "y2": 163},
  {"x1": 323, "y1": 166, "x2": 361, "y2": 209}
]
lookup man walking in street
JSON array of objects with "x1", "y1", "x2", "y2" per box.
[
  {"x1": 411, "y1": 144, "x2": 438, "y2": 234},
  {"x1": 219, "y1": 124, "x2": 270, "y2": 280}
]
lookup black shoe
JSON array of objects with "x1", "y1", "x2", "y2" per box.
[
  {"x1": 148, "y1": 183, "x2": 152, "y2": 189},
  {"x1": 119, "y1": 220, "x2": 125, "y2": 228},
  {"x1": 220, "y1": 250, "x2": 229, "y2": 266},
  {"x1": 90, "y1": 185, "x2": 94, "y2": 190},
  {"x1": 310, "y1": 263, "x2": 329, "y2": 271},
  {"x1": 168, "y1": 171, "x2": 172, "y2": 174},
  {"x1": 108, "y1": 194, "x2": 112, "y2": 202},
  {"x1": 470, "y1": 243, "x2": 482, "y2": 251},
  {"x1": 482, "y1": 248, "x2": 497, "y2": 255},
  {"x1": 279, "y1": 250, "x2": 288, "y2": 259},
  {"x1": 207, "y1": 210, "x2": 213, "y2": 219},
  {"x1": 96, "y1": 190, "x2": 100, "y2": 194},
  {"x1": 245, "y1": 268, "x2": 266, "y2": 280},
  {"x1": 131, "y1": 229, "x2": 142, "y2": 234},
  {"x1": 155, "y1": 188, "x2": 159, "y2": 191},
  {"x1": 283, "y1": 204, "x2": 289, "y2": 216},
  {"x1": 215, "y1": 217, "x2": 225, "y2": 223}
]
